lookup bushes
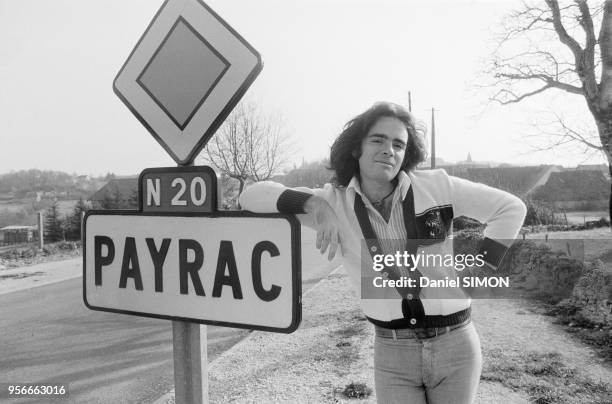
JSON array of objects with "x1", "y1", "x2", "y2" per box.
[
  {"x1": 500, "y1": 241, "x2": 584, "y2": 303},
  {"x1": 523, "y1": 200, "x2": 564, "y2": 226},
  {"x1": 453, "y1": 229, "x2": 585, "y2": 302},
  {"x1": 563, "y1": 260, "x2": 612, "y2": 326},
  {"x1": 41, "y1": 241, "x2": 80, "y2": 255},
  {"x1": 453, "y1": 216, "x2": 484, "y2": 231},
  {"x1": 0, "y1": 246, "x2": 39, "y2": 260},
  {"x1": 522, "y1": 217, "x2": 610, "y2": 233},
  {"x1": 455, "y1": 227, "x2": 612, "y2": 328},
  {"x1": 0, "y1": 241, "x2": 82, "y2": 269}
]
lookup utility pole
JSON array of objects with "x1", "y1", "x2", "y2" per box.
[
  {"x1": 431, "y1": 107, "x2": 436, "y2": 169},
  {"x1": 38, "y1": 212, "x2": 44, "y2": 250},
  {"x1": 408, "y1": 91, "x2": 412, "y2": 112}
]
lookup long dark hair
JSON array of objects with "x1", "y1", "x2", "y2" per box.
[{"x1": 329, "y1": 101, "x2": 427, "y2": 186}]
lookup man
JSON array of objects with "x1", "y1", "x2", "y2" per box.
[{"x1": 239, "y1": 101, "x2": 526, "y2": 403}]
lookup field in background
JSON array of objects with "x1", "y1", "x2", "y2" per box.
[
  {"x1": 0, "y1": 200, "x2": 78, "y2": 215},
  {"x1": 556, "y1": 210, "x2": 609, "y2": 224}
]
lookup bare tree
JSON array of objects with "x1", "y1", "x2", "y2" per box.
[
  {"x1": 202, "y1": 101, "x2": 290, "y2": 195},
  {"x1": 484, "y1": 0, "x2": 611, "y2": 221}
]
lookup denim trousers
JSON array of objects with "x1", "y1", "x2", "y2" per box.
[{"x1": 374, "y1": 321, "x2": 482, "y2": 404}]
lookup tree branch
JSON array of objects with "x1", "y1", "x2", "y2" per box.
[
  {"x1": 546, "y1": 0, "x2": 583, "y2": 55},
  {"x1": 202, "y1": 100, "x2": 290, "y2": 193},
  {"x1": 577, "y1": 0, "x2": 599, "y2": 100}
]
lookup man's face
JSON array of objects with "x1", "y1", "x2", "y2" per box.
[{"x1": 357, "y1": 116, "x2": 408, "y2": 184}]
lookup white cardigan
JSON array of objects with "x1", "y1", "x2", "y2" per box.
[{"x1": 239, "y1": 169, "x2": 526, "y2": 326}]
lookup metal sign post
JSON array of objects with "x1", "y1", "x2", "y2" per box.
[
  {"x1": 173, "y1": 161, "x2": 208, "y2": 404},
  {"x1": 172, "y1": 320, "x2": 207, "y2": 403}
]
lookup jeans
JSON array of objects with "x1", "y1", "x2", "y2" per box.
[{"x1": 374, "y1": 321, "x2": 482, "y2": 404}]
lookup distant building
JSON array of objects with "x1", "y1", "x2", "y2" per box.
[
  {"x1": 89, "y1": 177, "x2": 138, "y2": 209},
  {"x1": 575, "y1": 164, "x2": 610, "y2": 179},
  {"x1": 0, "y1": 225, "x2": 38, "y2": 244},
  {"x1": 531, "y1": 170, "x2": 609, "y2": 210},
  {"x1": 454, "y1": 153, "x2": 490, "y2": 168},
  {"x1": 434, "y1": 165, "x2": 561, "y2": 198},
  {"x1": 419, "y1": 162, "x2": 607, "y2": 210}
]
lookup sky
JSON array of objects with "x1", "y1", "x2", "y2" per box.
[{"x1": 0, "y1": 0, "x2": 607, "y2": 176}]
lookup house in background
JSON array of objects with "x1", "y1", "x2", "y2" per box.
[
  {"x1": 531, "y1": 170, "x2": 609, "y2": 210},
  {"x1": 436, "y1": 164, "x2": 562, "y2": 198},
  {"x1": 0, "y1": 225, "x2": 38, "y2": 244},
  {"x1": 575, "y1": 163, "x2": 610, "y2": 179},
  {"x1": 418, "y1": 158, "x2": 607, "y2": 212},
  {"x1": 88, "y1": 177, "x2": 138, "y2": 209}
]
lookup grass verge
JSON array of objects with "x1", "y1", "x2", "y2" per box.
[
  {"x1": 482, "y1": 348, "x2": 611, "y2": 404},
  {"x1": 531, "y1": 299, "x2": 612, "y2": 362}
]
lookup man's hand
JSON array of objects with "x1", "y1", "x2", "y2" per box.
[{"x1": 304, "y1": 195, "x2": 344, "y2": 261}]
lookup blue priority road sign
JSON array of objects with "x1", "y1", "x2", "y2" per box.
[{"x1": 113, "y1": 0, "x2": 262, "y2": 165}]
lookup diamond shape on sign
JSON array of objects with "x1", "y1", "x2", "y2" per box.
[
  {"x1": 137, "y1": 17, "x2": 230, "y2": 130},
  {"x1": 113, "y1": 0, "x2": 262, "y2": 165}
]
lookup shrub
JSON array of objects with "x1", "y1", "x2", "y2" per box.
[
  {"x1": 453, "y1": 216, "x2": 484, "y2": 231},
  {"x1": 42, "y1": 244, "x2": 59, "y2": 255},
  {"x1": 20, "y1": 247, "x2": 38, "y2": 259},
  {"x1": 57, "y1": 241, "x2": 78, "y2": 251},
  {"x1": 342, "y1": 383, "x2": 372, "y2": 398},
  {"x1": 523, "y1": 200, "x2": 564, "y2": 226}
]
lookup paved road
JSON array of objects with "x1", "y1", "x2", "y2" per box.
[{"x1": 0, "y1": 228, "x2": 337, "y2": 403}]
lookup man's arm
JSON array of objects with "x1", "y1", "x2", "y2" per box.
[
  {"x1": 239, "y1": 182, "x2": 344, "y2": 260},
  {"x1": 238, "y1": 181, "x2": 310, "y2": 213},
  {"x1": 448, "y1": 174, "x2": 527, "y2": 269}
]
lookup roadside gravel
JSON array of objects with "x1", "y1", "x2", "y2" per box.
[{"x1": 0, "y1": 257, "x2": 81, "y2": 295}]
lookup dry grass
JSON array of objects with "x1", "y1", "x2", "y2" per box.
[
  {"x1": 539, "y1": 302, "x2": 612, "y2": 361},
  {"x1": 482, "y1": 349, "x2": 611, "y2": 404}
]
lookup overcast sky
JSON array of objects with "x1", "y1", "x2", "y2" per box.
[{"x1": 0, "y1": 0, "x2": 607, "y2": 176}]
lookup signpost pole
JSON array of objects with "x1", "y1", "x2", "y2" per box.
[
  {"x1": 172, "y1": 320, "x2": 207, "y2": 404},
  {"x1": 172, "y1": 161, "x2": 209, "y2": 404}
]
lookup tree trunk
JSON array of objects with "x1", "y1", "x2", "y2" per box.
[
  {"x1": 609, "y1": 163, "x2": 612, "y2": 226},
  {"x1": 597, "y1": 2, "x2": 612, "y2": 228},
  {"x1": 595, "y1": 119, "x2": 612, "y2": 227}
]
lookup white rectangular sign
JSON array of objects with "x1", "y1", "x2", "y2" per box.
[{"x1": 83, "y1": 211, "x2": 301, "y2": 333}]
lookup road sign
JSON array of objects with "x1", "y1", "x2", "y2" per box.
[
  {"x1": 138, "y1": 166, "x2": 217, "y2": 213},
  {"x1": 114, "y1": 0, "x2": 262, "y2": 165},
  {"x1": 83, "y1": 211, "x2": 301, "y2": 333}
]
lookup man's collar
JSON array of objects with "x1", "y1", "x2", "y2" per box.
[
  {"x1": 346, "y1": 176, "x2": 362, "y2": 198},
  {"x1": 397, "y1": 171, "x2": 411, "y2": 200},
  {"x1": 346, "y1": 171, "x2": 411, "y2": 201}
]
